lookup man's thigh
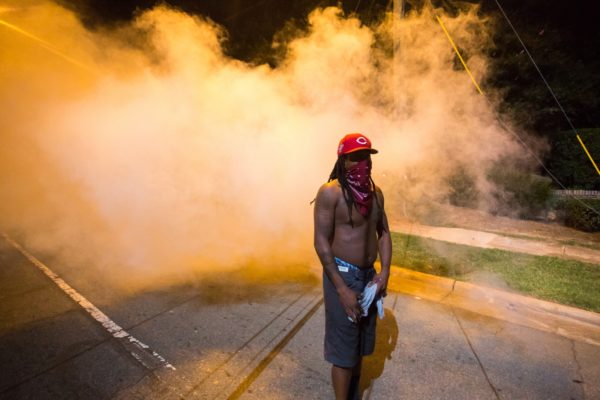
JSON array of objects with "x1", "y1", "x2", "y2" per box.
[{"x1": 323, "y1": 271, "x2": 367, "y2": 368}]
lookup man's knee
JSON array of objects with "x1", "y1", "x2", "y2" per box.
[
  {"x1": 332, "y1": 363, "x2": 352, "y2": 372},
  {"x1": 331, "y1": 360, "x2": 361, "y2": 373}
]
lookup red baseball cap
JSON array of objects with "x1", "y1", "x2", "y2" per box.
[{"x1": 337, "y1": 133, "x2": 378, "y2": 157}]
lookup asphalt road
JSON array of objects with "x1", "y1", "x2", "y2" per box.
[{"x1": 1, "y1": 236, "x2": 599, "y2": 399}]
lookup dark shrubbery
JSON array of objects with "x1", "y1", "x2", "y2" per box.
[
  {"x1": 445, "y1": 165, "x2": 554, "y2": 220},
  {"x1": 488, "y1": 166, "x2": 554, "y2": 219},
  {"x1": 447, "y1": 167, "x2": 479, "y2": 208},
  {"x1": 546, "y1": 128, "x2": 600, "y2": 190},
  {"x1": 555, "y1": 199, "x2": 600, "y2": 232},
  {"x1": 444, "y1": 163, "x2": 600, "y2": 232}
]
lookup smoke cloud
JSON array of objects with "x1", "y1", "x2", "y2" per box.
[{"x1": 0, "y1": 1, "x2": 529, "y2": 291}]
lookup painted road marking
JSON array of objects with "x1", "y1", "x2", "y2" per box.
[{"x1": 2, "y1": 233, "x2": 175, "y2": 371}]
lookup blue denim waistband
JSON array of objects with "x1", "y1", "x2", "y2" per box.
[
  {"x1": 334, "y1": 257, "x2": 361, "y2": 271},
  {"x1": 334, "y1": 257, "x2": 374, "y2": 280}
]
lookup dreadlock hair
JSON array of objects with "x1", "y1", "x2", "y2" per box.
[{"x1": 328, "y1": 155, "x2": 381, "y2": 227}]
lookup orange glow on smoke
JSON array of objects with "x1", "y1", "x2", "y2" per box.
[
  {"x1": 0, "y1": 18, "x2": 95, "y2": 73},
  {"x1": 0, "y1": 1, "x2": 532, "y2": 291}
]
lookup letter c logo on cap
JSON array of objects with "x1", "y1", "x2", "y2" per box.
[{"x1": 356, "y1": 137, "x2": 368, "y2": 145}]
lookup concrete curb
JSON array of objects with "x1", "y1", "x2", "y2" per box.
[{"x1": 386, "y1": 265, "x2": 600, "y2": 347}]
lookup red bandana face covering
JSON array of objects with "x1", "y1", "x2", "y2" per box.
[{"x1": 345, "y1": 159, "x2": 373, "y2": 218}]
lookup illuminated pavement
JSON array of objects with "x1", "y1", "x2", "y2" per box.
[{"x1": 1, "y1": 237, "x2": 600, "y2": 399}]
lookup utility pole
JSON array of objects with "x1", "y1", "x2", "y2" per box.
[
  {"x1": 393, "y1": 0, "x2": 404, "y2": 18},
  {"x1": 393, "y1": 0, "x2": 407, "y2": 217},
  {"x1": 392, "y1": 0, "x2": 404, "y2": 117}
]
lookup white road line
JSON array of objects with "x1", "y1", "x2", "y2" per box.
[{"x1": 3, "y1": 233, "x2": 176, "y2": 371}]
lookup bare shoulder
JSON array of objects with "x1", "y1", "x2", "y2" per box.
[
  {"x1": 374, "y1": 185, "x2": 385, "y2": 202},
  {"x1": 315, "y1": 180, "x2": 341, "y2": 207}
]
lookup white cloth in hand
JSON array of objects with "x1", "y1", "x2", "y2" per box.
[
  {"x1": 359, "y1": 282, "x2": 384, "y2": 319},
  {"x1": 376, "y1": 296, "x2": 384, "y2": 319}
]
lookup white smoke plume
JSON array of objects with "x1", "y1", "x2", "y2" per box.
[{"x1": 0, "y1": 1, "x2": 528, "y2": 291}]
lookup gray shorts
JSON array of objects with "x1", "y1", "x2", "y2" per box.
[{"x1": 323, "y1": 259, "x2": 377, "y2": 368}]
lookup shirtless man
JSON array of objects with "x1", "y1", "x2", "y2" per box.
[{"x1": 314, "y1": 133, "x2": 392, "y2": 400}]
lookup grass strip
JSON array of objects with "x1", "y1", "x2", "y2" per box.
[{"x1": 391, "y1": 232, "x2": 600, "y2": 313}]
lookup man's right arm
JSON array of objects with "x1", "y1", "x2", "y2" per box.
[{"x1": 313, "y1": 184, "x2": 361, "y2": 322}]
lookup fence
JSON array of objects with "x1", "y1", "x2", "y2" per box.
[{"x1": 553, "y1": 190, "x2": 600, "y2": 199}]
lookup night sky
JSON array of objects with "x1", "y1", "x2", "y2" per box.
[
  {"x1": 58, "y1": 0, "x2": 597, "y2": 62},
  {"x1": 53, "y1": 0, "x2": 600, "y2": 132}
]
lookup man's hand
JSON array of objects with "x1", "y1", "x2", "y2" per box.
[
  {"x1": 371, "y1": 271, "x2": 390, "y2": 297},
  {"x1": 338, "y1": 286, "x2": 362, "y2": 323}
]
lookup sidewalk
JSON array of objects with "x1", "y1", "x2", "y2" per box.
[{"x1": 390, "y1": 221, "x2": 600, "y2": 265}]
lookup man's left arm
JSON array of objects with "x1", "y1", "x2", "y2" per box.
[{"x1": 374, "y1": 189, "x2": 392, "y2": 295}]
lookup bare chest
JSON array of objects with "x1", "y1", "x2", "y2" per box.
[{"x1": 334, "y1": 192, "x2": 380, "y2": 228}]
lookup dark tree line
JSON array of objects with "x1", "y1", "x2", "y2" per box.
[
  {"x1": 62, "y1": 0, "x2": 599, "y2": 187},
  {"x1": 478, "y1": 0, "x2": 599, "y2": 188}
]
